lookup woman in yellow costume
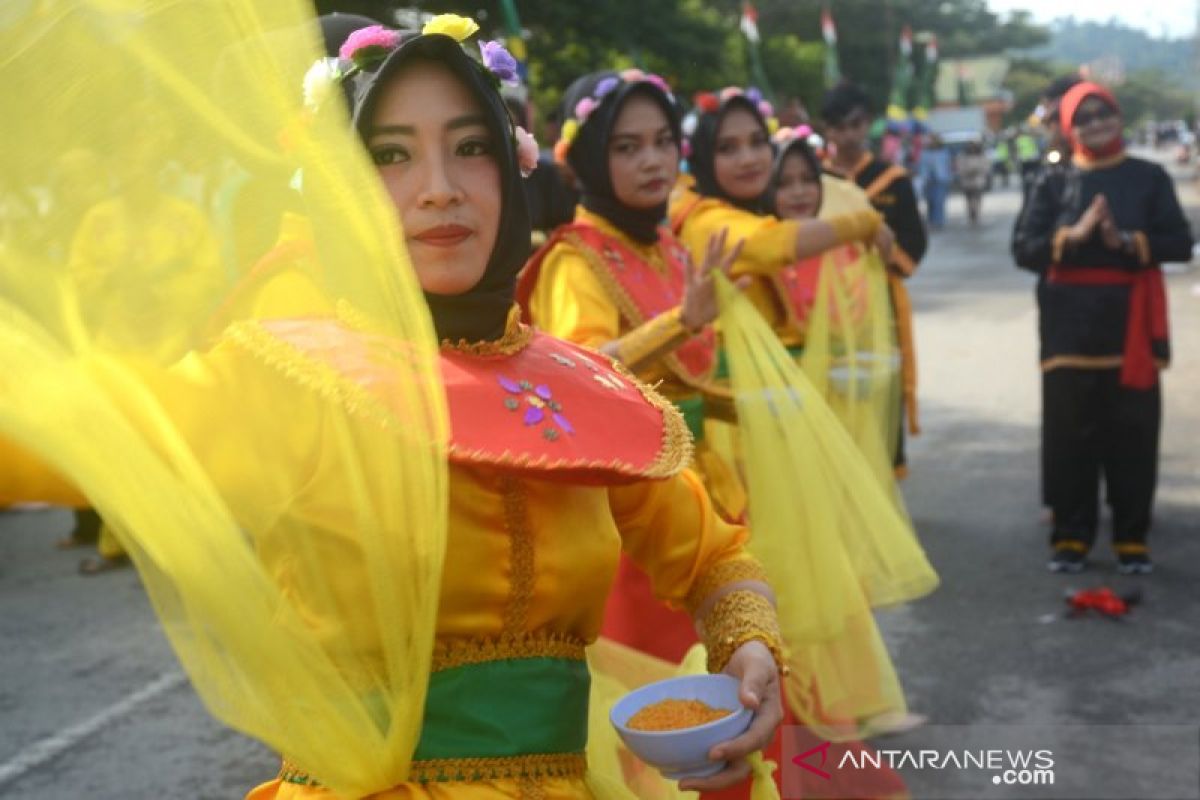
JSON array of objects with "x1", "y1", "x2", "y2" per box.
[
  {"x1": 669, "y1": 87, "x2": 892, "y2": 349},
  {"x1": 0, "y1": 8, "x2": 785, "y2": 799},
  {"x1": 516, "y1": 70, "x2": 751, "y2": 665},
  {"x1": 765, "y1": 128, "x2": 906, "y2": 505}
]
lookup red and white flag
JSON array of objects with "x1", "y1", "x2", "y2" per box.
[
  {"x1": 821, "y1": 8, "x2": 837, "y2": 45},
  {"x1": 740, "y1": 1, "x2": 760, "y2": 43}
]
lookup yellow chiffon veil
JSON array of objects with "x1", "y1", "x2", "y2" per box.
[
  {"x1": 0, "y1": 2, "x2": 447, "y2": 796},
  {"x1": 716, "y1": 267, "x2": 937, "y2": 740}
]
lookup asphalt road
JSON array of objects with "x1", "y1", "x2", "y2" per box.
[{"x1": 1, "y1": 152, "x2": 1198, "y2": 799}]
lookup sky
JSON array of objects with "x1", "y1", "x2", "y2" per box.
[{"x1": 987, "y1": 0, "x2": 1196, "y2": 39}]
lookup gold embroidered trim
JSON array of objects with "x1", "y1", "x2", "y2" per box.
[
  {"x1": 278, "y1": 753, "x2": 588, "y2": 787},
  {"x1": 278, "y1": 759, "x2": 320, "y2": 786},
  {"x1": 684, "y1": 557, "x2": 770, "y2": 616},
  {"x1": 431, "y1": 632, "x2": 587, "y2": 673},
  {"x1": 605, "y1": 355, "x2": 694, "y2": 479},
  {"x1": 225, "y1": 320, "x2": 403, "y2": 434},
  {"x1": 829, "y1": 209, "x2": 882, "y2": 246},
  {"x1": 441, "y1": 305, "x2": 534, "y2": 356},
  {"x1": 701, "y1": 590, "x2": 786, "y2": 675},
  {"x1": 565, "y1": 231, "x2": 721, "y2": 393},
  {"x1": 1114, "y1": 542, "x2": 1148, "y2": 555},
  {"x1": 410, "y1": 753, "x2": 587, "y2": 784},
  {"x1": 1041, "y1": 355, "x2": 1168, "y2": 372},
  {"x1": 499, "y1": 475, "x2": 535, "y2": 635},
  {"x1": 1072, "y1": 152, "x2": 1127, "y2": 171}
]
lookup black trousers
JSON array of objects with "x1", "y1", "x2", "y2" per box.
[{"x1": 1044, "y1": 368, "x2": 1161, "y2": 548}]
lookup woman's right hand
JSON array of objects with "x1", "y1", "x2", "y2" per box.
[{"x1": 680, "y1": 228, "x2": 748, "y2": 332}]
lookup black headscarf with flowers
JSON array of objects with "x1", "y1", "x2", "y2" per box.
[
  {"x1": 340, "y1": 25, "x2": 532, "y2": 343},
  {"x1": 686, "y1": 90, "x2": 774, "y2": 214},
  {"x1": 767, "y1": 133, "x2": 824, "y2": 218},
  {"x1": 559, "y1": 70, "x2": 681, "y2": 244}
]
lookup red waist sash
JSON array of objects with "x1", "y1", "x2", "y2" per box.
[{"x1": 1047, "y1": 266, "x2": 1168, "y2": 389}]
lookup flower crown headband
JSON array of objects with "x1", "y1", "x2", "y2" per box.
[
  {"x1": 552, "y1": 68, "x2": 676, "y2": 165},
  {"x1": 689, "y1": 86, "x2": 780, "y2": 137},
  {"x1": 302, "y1": 14, "x2": 538, "y2": 177}
]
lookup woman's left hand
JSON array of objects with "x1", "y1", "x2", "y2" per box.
[{"x1": 677, "y1": 640, "x2": 784, "y2": 792}]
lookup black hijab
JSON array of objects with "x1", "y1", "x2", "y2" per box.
[
  {"x1": 686, "y1": 93, "x2": 772, "y2": 214},
  {"x1": 347, "y1": 31, "x2": 531, "y2": 343},
  {"x1": 767, "y1": 134, "x2": 824, "y2": 218},
  {"x1": 560, "y1": 71, "x2": 681, "y2": 245}
]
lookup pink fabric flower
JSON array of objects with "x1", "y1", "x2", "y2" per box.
[
  {"x1": 719, "y1": 86, "x2": 743, "y2": 101},
  {"x1": 515, "y1": 126, "x2": 539, "y2": 178},
  {"x1": 339, "y1": 25, "x2": 400, "y2": 63},
  {"x1": 646, "y1": 74, "x2": 671, "y2": 94},
  {"x1": 619, "y1": 68, "x2": 645, "y2": 82},
  {"x1": 758, "y1": 100, "x2": 775, "y2": 119},
  {"x1": 574, "y1": 97, "x2": 599, "y2": 124}
]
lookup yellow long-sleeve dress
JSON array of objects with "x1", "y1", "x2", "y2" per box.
[
  {"x1": 521, "y1": 207, "x2": 745, "y2": 522},
  {"x1": 1, "y1": 302, "x2": 769, "y2": 800}
]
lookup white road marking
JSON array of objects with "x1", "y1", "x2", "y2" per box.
[{"x1": 0, "y1": 670, "x2": 187, "y2": 788}]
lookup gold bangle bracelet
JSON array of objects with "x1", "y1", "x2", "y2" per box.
[{"x1": 701, "y1": 590, "x2": 787, "y2": 675}]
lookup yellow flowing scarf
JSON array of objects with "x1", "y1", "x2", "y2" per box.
[{"x1": 0, "y1": 3, "x2": 446, "y2": 796}]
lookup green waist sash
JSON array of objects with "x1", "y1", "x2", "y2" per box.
[
  {"x1": 673, "y1": 395, "x2": 706, "y2": 442},
  {"x1": 414, "y1": 656, "x2": 590, "y2": 760}
]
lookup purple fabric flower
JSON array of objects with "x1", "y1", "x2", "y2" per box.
[
  {"x1": 552, "y1": 413, "x2": 575, "y2": 435},
  {"x1": 746, "y1": 87, "x2": 763, "y2": 103},
  {"x1": 479, "y1": 40, "x2": 518, "y2": 83},
  {"x1": 594, "y1": 76, "x2": 619, "y2": 98}
]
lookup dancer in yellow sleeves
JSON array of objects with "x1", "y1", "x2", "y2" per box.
[{"x1": 0, "y1": 8, "x2": 785, "y2": 799}]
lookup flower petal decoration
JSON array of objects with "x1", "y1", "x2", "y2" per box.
[
  {"x1": 746, "y1": 87, "x2": 764, "y2": 103},
  {"x1": 302, "y1": 57, "x2": 343, "y2": 111},
  {"x1": 619, "y1": 67, "x2": 646, "y2": 82},
  {"x1": 719, "y1": 86, "x2": 743, "y2": 102},
  {"x1": 479, "y1": 39, "x2": 518, "y2": 84},
  {"x1": 560, "y1": 118, "x2": 580, "y2": 144},
  {"x1": 694, "y1": 92, "x2": 720, "y2": 113},
  {"x1": 422, "y1": 13, "x2": 480, "y2": 42},
  {"x1": 645, "y1": 74, "x2": 671, "y2": 93},
  {"x1": 594, "y1": 76, "x2": 619, "y2": 98},
  {"x1": 553, "y1": 138, "x2": 570, "y2": 165},
  {"x1": 514, "y1": 125, "x2": 539, "y2": 178},
  {"x1": 339, "y1": 25, "x2": 400, "y2": 67},
  {"x1": 574, "y1": 97, "x2": 599, "y2": 124},
  {"x1": 523, "y1": 406, "x2": 545, "y2": 426}
]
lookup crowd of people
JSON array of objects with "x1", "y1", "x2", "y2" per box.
[{"x1": 0, "y1": 3, "x2": 1191, "y2": 799}]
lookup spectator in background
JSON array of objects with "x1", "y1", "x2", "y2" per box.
[
  {"x1": 918, "y1": 134, "x2": 953, "y2": 230},
  {"x1": 955, "y1": 139, "x2": 990, "y2": 225}
]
